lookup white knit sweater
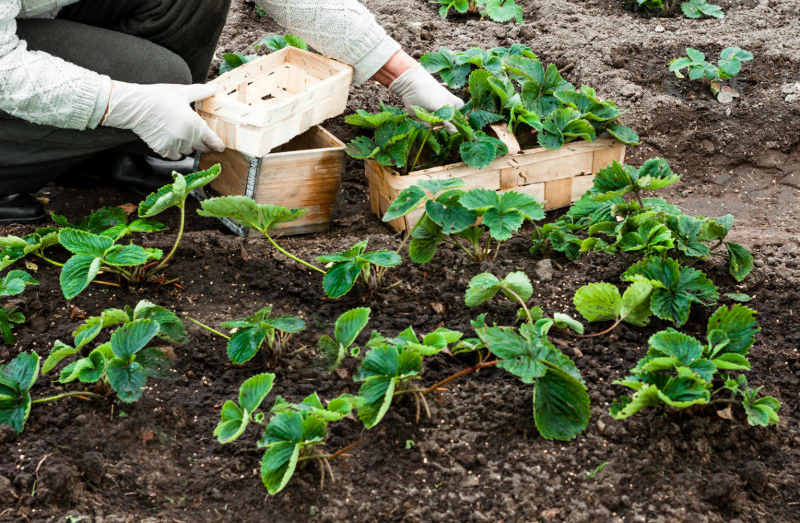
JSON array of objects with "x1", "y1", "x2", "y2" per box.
[{"x1": 0, "y1": 0, "x2": 400, "y2": 132}]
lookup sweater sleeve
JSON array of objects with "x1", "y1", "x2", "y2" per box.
[
  {"x1": 0, "y1": 0, "x2": 111, "y2": 130},
  {"x1": 254, "y1": 0, "x2": 401, "y2": 84}
]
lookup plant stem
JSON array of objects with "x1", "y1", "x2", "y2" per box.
[
  {"x1": 186, "y1": 316, "x2": 231, "y2": 340},
  {"x1": 557, "y1": 318, "x2": 623, "y2": 339},
  {"x1": 409, "y1": 127, "x2": 434, "y2": 174},
  {"x1": 36, "y1": 254, "x2": 64, "y2": 268},
  {"x1": 422, "y1": 360, "x2": 498, "y2": 395},
  {"x1": 633, "y1": 189, "x2": 645, "y2": 210},
  {"x1": 503, "y1": 287, "x2": 533, "y2": 324},
  {"x1": 32, "y1": 391, "x2": 103, "y2": 405},
  {"x1": 299, "y1": 433, "x2": 374, "y2": 463},
  {"x1": 146, "y1": 204, "x2": 185, "y2": 277},
  {"x1": 444, "y1": 237, "x2": 477, "y2": 260},
  {"x1": 104, "y1": 266, "x2": 133, "y2": 280},
  {"x1": 264, "y1": 233, "x2": 326, "y2": 275}
]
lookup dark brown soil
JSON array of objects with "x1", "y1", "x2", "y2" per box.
[{"x1": 2, "y1": 1, "x2": 800, "y2": 522}]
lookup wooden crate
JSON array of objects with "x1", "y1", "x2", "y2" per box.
[
  {"x1": 196, "y1": 46, "x2": 353, "y2": 158},
  {"x1": 365, "y1": 133, "x2": 626, "y2": 232},
  {"x1": 194, "y1": 126, "x2": 346, "y2": 237}
]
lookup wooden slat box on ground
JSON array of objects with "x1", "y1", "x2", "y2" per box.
[
  {"x1": 365, "y1": 131, "x2": 627, "y2": 232},
  {"x1": 196, "y1": 46, "x2": 353, "y2": 158},
  {"x1": 195, "y1": 126, "x2": 346, "y2": 237}
]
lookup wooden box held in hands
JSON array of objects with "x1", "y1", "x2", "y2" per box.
[
  {"x1": 365, "y1": 126, "x2": 627, "y2": 232},
  {"x1": 194, "y1": 126, "x2": 346, "y2": 237},
  {"x1": 196, "y1": 46, "x2": 353, "y2": 158}
]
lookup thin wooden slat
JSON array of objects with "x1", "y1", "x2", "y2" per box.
[
  {"x1": 544, "y1": 178, "x2": 574, "y2": 210},
  {"x1": 571, "y1": 175, "x2": 595, "y2": 201},
  {"x1": 592, "y1": 144, "x2": 625, "y2": 172}
]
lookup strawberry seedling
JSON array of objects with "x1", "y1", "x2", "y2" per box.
[
  {"x1": 626, "y1": 0, "x2": 724, "y2": 19},
  {"x1": 354, "y1": 325, "x2": 463, "y2": 427},
  {"x1": 0, "y1": 270, "x2": 38, "y2": 345},
  {"x1": 317, "y1": 307, "x2": 371, "y2": 370},
  {"x1": 1, "y1": 310, "x2": 181, "y2": 434},
  {"x1": 219, "y1": 307, "x2": 306, "y2": 365},
  {"x1": 611, "y1": 305, "x2": 781, "y2": 427},
  {"x1": 198, "y1": 196, "x2": 325, "y2": 275},
  {"x1": 316, "y1": 240, "x2": 402, "y2": 299},
  {"x1": 669, "y1": 47, "x2": 753, "y2": 102},
  {"x1": 215, "y1": 374, "x2": 360, "y2": 494},
  {"x1": 431, "y1": 0, "x2": 524, "y2": 24},
  {"x1": 381, "y1": 178, "x2": 545, "y2": 263},
  {"x1": 53, "y1": 166, "x2": 219, "y2": 299},
  {"x1": 43, "y1": 300, "x2": 187, "y2": 376},
  {"x1": 531, "y1": 158, "x2": 753, "y2": 285}
]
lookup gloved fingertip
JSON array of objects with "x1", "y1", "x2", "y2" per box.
[{"x1": 185, "y1": 83, "x2": 220, "y2": 102}]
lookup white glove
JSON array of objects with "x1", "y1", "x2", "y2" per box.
[
  {"x1": 102, "y1": 82, "x2": 225, "y2": 161},
  {"x1": 389, "y1": 64, "x2": 466, "y2": 115}
]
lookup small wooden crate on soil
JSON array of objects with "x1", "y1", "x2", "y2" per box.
[
  {"x1": 195, "y1": 125, "x2": 346, "y2": 236},
  {"x1": 365, "y1": 133, "x2": 627, "y2": 232},
  {"x1": 196, "y1": 46, "x2": 353, "y2": 157}
]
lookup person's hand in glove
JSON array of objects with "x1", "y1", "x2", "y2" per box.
[
  {"x1": 374, "y1": 51, "x2": 465, "y2": 115},
  {"x1": 101, "y1": 82, "x2": 225, "y2": 161}
]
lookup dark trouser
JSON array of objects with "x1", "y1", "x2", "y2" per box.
[{"x1": 0, "y1": 0, "x2": 231, "y2": 195}]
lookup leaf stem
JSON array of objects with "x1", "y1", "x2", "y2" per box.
[
  {"x1": 186, "y1": 316, "x2": 231, "y2": 340},
  {"x1": 264, "y1": 233, "x2": 326, "y2": 275},
  {"x1": 409, "y1": 127, "x2": 434, "y2": 175},
  {"x1": 444, "y1": 237, "x2": 477, "y2": 260},
  {"x1": 299, "y1": 433, "x2": 374, "y2": 463},
  {"x1": 556, "y1": 318, "x2": 623, "y2": 339},
  {"x1": 503, "y1": 287, "x2": 533, "y2": 325},
  {"x1": 422, "y1": 360, "x2": 498, "y2": 395},
  {"x1": 36, "y1": 254, "x2": 64, "y2": 268},
  {"x1": 146, "y1": 203, "x2": 185, "y2": 277},
  {"x1": 32, "y1": 391, "x2": 103, "y2": 405}
]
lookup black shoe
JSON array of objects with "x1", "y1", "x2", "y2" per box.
[
  {"x1": 62, "y1": 152, "x2": 196, "y2": 196},
  {"x1": 0, "y1": 194, "x2": 46, "y2": 225}
]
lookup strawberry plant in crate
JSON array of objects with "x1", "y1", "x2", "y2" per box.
[
  {"x1": 346, "y1": 103, "x2": 509, "y2": 171},
  {"x1": 0, "y1": 270, "x2": 38, "y2": 345},
  {"x1": 198, "y1": 197, "x2": 402, "y2": 299},
  {"x1": 431, "y1": 0, "x2": 524, "y2": 23},
  {"x1": 379, "y1": 178, "x2": 545, "y2": 263},
  {"x1": 419, "y1": 46, "x2": 640, "y2": 147},
  {"x1": 611, "y1": 305, "x2": 781, "y2": 427}
]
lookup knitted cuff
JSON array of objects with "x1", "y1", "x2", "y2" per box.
[
  {"x1": 352, "y1": 35, "x2": 402, "y2": 84},
  {"x1": 87, "y1": 75, "x2": 112, "y2": 130}
]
